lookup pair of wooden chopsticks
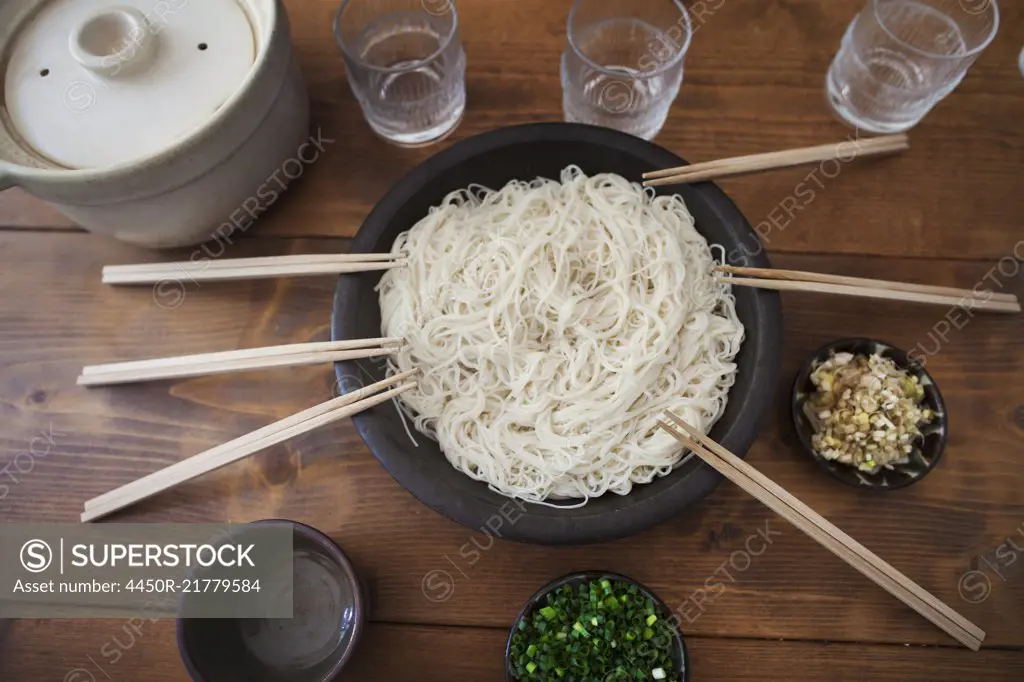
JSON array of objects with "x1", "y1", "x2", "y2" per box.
[
  {"x1": 81, "y1": 369, "x2": 419, "y2": 523},
  {"x1": 78, "y1": 338, "x2": 402, "y2": 386},
  {"x1": 657, "y1": 411, "x2": 984, "y2": 651},
  {"x1": 642, "y1": 135, "x2": 909, "y2": 187},
  {"x1": 717, "y1": 265, "x2": 1021, "y2": 314},
  {"x1": 102, "y1": 253, "x2": 403, "y2": 285}
]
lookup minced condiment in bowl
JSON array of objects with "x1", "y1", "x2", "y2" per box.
[
  {"x1": 792, "y1": 338, "x2": 948, "y2": 490},
  {"x1": 804, "y1": 351, "x2": 934, "y2": 473}
]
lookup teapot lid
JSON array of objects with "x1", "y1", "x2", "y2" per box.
[{"x1": 3, "y1": 0, "x2": 255, "y2": 170}]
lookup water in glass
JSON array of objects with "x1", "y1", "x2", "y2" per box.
[
  {"x1": 337, "y1": 2, "x2": 465, "y2": 147},
  {"x1": 562, "y1": 19, "x2": 683, "y2": 141},
  {"x1": 562, "y1": 0, "x2": 691, "y2": 141},
  {"x1": 827, "y1": 0, "x2": 999, "y2": 133}
]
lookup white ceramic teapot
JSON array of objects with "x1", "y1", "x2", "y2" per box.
[{"x1": 0, "y1": 0, "x2": 310, "y2": 247}]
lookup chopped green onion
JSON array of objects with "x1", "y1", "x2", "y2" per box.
[{"x1": 510, "y1": 579, "x2": 677, "y2": 681}]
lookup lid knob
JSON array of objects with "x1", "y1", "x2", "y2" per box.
[{"x1": 68, "y1": 6, "x2": 156, "y2": 77}]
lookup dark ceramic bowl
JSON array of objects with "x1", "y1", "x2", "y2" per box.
[
  {"x1": 177, "y1": 520, "x2": 366, "y2": 682},
  {"x1": 333, "y1": 122, "x2": 783, "y2": 544},
  {"x1": 505, "y1": 571, "x2": 688, "y2": 682},
  {"x1": 791, "y1": 338, "x2": 948, "y2": 490}
]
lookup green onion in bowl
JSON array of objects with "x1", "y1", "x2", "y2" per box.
[{"x1": 506, "y1": 572, "x2": 686, "y2": 682}]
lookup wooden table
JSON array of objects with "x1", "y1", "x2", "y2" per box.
[{"x1": 2, "y1": 0, "x2": 1022, "y2": 679}]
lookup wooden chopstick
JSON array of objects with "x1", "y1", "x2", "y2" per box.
[
  {"x1": 81, "y1": 338, "x2": 400, "y2": 375},
  {"x1": 642, "y1": 135, "x2": 909, "y2": 187},
  {"x1": 661, "y1": 412, "x2": 985, "y2": 644},
  {"x1": 82, "y1": 367, "x2": 419, "y2": 512},
  {"x1": 81, "y1": 382, "x2": 415, "y2": 521},
  {"x1": 78, "y1": 338, "x2": 402, "y2": 386},
  {"x1": 105, "y1": 253, "x2": 401, "y2": 274},
  {"x1": 103, "y1": 258, "x2": 405, "y2": 284},
  {"x1": 658, "y1": 412, "x2": 985, "y2": 650},
  {"x1": 718, "y1": 276, "x2": 1021, "y2": 313},
  {"x1": 81, "y1": 370, "x2": 419, "y2": 521},
  {"x1": 639, "y1": 138, "x2": 907, "y2": 179},
  {"x1": 643, "y1": 135, "x2": 908, "y2": 182},
  {"x1": 716, "y1": 265, "x2": 1019, "y2": 304}
]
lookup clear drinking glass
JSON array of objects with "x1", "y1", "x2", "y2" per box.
[
  {"x1": 561, "y1": 0, "x2": 692, "y2": 140},
  {"x1": 334, "y1": 0, "x2": 466, "y2": 146},
  {"x1": 826, "y1": 0, "x2": 999, "y2": 133}
]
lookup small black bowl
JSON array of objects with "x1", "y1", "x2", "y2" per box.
[
  {"x1": 791, "y1": 338, "x2": 948, "y2": 490},
  {"x1": 177, "y1": 520, "x2": 366, "y2": 682},
  {"x1": 505, "y1": 571, "x2": 688, "y2": 682}
]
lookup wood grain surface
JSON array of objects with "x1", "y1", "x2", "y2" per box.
[
  {"x1": 4, "y1": 621, "x2": 1023, "y2": 682},
  {"x1": 0, "y1": 232, "x2": 1021, "y2": 679},
  {"x1": 1, "y1": 0, "x2": 1023, "y2": 679},
  {"x1": 1, "y1": 0, "x2": 1022, "y2": 259}
]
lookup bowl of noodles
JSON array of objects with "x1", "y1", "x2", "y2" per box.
[{"x1": 332, "y1": 123, "x2": 782, "y2": 544}]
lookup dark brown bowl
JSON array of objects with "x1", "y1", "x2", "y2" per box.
[
  {"x1": 791, "y1": 338, "x2": 948, "y2": 490},
  {"x1": 333, "y1": 122, "x2": 783, "y2": 544},
  {"x1": 176, "y1": 520, "x2": 366, "y2": 682},
  {"x1": 505, "y1": 571, "x2": 688, "y2": 682}
]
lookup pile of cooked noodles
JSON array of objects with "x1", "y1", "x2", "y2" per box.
[{"x1": 377, "y1": 166, "x2": 744, "y2": 504}]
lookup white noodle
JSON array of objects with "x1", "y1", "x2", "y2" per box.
[{"x1": 377, "y1": 167, "x2": 744, "y2": 503}]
